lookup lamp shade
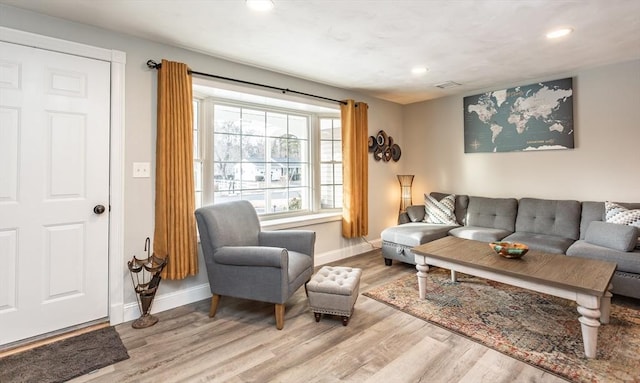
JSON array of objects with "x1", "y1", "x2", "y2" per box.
[{"x1": 397, "y1": 175, "x2": 414, "y2": 214}]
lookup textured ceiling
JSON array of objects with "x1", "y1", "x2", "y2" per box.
[{"x1": 2, "y1": 0, "x2": 640, "y2": 104}]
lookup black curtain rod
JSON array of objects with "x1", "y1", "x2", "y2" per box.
[{"x1": 147, "y1": 60, "x2": 347, "y2": 105}]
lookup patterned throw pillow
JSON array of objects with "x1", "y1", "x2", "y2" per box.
[
  {"x1": 605, "y1": 201, "x2": 640, "y2": 249},
  {"x1": 424, "y1": 194, "x2": 459, "y2": 225}
]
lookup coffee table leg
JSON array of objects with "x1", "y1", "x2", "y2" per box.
[
  {"x1": 451, "y1": 270, "x2": 457, "y2": 282},
  {"x1": 600, "y1": 284, "x2": 612, "y2": 325},
  {"x1": 415, "y1": 255, "x2": 429, "y2": 300},
  {"x1": 577, "y1": 294, "x2": 601, "y2": 359}
]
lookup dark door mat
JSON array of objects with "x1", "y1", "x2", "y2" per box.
[{"x1": 0, "y1": 326, "x2": 129, "y2": 383}]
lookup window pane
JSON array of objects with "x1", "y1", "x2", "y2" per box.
[
  {"x1": 242, "y1": 109, "x2": 265, "y2": 136},
  {"x1": 320, "y1": 186, "x2": 334, "y2": 209},
  {"x1": 333, "y1": 141, "x2": 342, "y2": 161},
  {"x1": 266, "y1": 112, "x2": 287, "y2": 137},
  {"x1": 286, "y1": 164, "x2": 303, "y2": 184},
  {"x1": 320, "y1": 119, "x2": 332, "y2": 139},
  {"x1": 269, "y1": 135, "x2": 288, "y2": 161},
  {"x1": 334, "y1": 164, "x2": 343, "y2": 184},
  {"x1": 334, "y1": 185, "x2": 343, "y2": 208},
  {"x1": 214, "y1": 162, "x2": 232, "y2": 181},
  {"x1": 214, "y1": 191, "x2": 241, "y2": 205},
  {"x1": 242, "y1": 136, "x2": 265, "y2": 162},
  {"x1": 288, "y1": 138, "x2": 303, "y2": 161},
  {"x1": 193, "y1": 100, "x2": 200, "y2": 160},
  {"x1": 214, "y1": 105, "x2": 241, "y2": 134},
  {"x1": 194, "y1": 155, "x2": 202, "y2": 209},
  {"x1": 288, "y1": 188, "x2": 305, "y2": 211},
  {"x1": 333, "y1": 123, "x2": 341, "y2": 140},
  {"x1": 214, "y1": 133, "x2": 241, "y2": 162},
  {"x1": 320, "y1": 141, "x2": 333, "y2": 161},
  {"x1": 289, "y1": 115, "x2": 308, "y2": 139},
  {"x1": 320, "y1": 164, "x2": 333, "y2": 184}
]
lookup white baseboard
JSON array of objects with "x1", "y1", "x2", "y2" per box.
[
  {"x1": 315, "y1": 238, "x2": 381, "y2": 265},
  {"x1": 123, "y1": 283, "x2": 212, "y2": 323},
  {"x1": 121, "y1": 238, "x2": 381, "y2": 323}
]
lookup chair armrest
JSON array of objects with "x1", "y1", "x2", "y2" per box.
[
  {"x1": 213, "y1": 246, "x2": 286, "y2": 268},
  {"x1": 259, "y1": 230, "x2": 316, "y2": 256}
]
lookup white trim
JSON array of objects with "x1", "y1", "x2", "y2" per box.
[
  {"x1": 315, "y1": 238, "x2": 381, "y2": 265},
  {"x1": 122, "y1": 238, "x2": 381, "y2": 320},
  {"x1": 260, "y1": 212, "x2": 341, "y2": 230},
  {"x1": 108, "y1": 50, "x2": 126, "y2": 326},
  {"x1": 0, "y1": 27, "x2": 127, "y2": 326},
  {"x1": 123, "y1": 283, "x2": 212, "y2": 323},
  {"x1": 0, "y1": 26, "x2": 113, "y2": 61}
]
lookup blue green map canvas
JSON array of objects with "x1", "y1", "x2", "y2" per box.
[{"x1": 463, "y1": 78, "x2": 573, "y2": 153}]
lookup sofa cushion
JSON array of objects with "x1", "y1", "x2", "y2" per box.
[
  {"x1": 424, "y1": 194, "x2": 459, "y2": 225},
  {"x1": 502, "y1": 232, "x2": 575, "y2": 254},
  {"x1": 466, "y1": 196, "x2": 518, "y2": 232},
  {"x1": 381, "y1": 223, "x2": 454, "y2": 247},
  {"x1": 585, "y1": 221, "x2": 638, "y2": 252},
  {"x1": 567, "y1": 240, "x2": 640, "y2": 274},
  {"x1": 448, "y1": 226, "x2": 512, "y2": 242},
  {"x1": 406, "y1": 205, "x2": 426, "y2": 222},
  {"x1": 515, "y1": 198, "x2": 581, "y2": 240}
]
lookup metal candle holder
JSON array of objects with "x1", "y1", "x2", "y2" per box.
[{"x1": 127, "y1": 237, "x2": 168, "y2": 329}]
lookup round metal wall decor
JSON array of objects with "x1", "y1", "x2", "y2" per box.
[{"x1": 369, "y1": 130, "x2": 401, "y2": 162}]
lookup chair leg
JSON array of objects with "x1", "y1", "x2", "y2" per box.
[
  {"x1": 209, "y1": 294, "x2": 221, "y2": 318},
  {"x1": 275, "y1": 303, "x2": 285, "y2": 330},
  {"x1": 304, "y1": 279, "x2": 310, "y2": 297}
]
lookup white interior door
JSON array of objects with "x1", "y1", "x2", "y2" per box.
[{"x1": 0, "y1": 41, "x2": 110, "y2": 346}]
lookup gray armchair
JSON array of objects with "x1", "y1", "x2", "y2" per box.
[{"x1": 195, "y1": 200, "x2": 316, "y2": 330}]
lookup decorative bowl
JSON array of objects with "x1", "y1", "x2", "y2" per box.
[{"x1": 490, "y1": 241, "x2": 529, "y2": 259}]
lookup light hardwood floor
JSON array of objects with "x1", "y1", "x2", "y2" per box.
[{"x1": 72, "y1": 249, "x2": 568, "y2": 383}]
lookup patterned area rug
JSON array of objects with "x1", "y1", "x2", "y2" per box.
[
  {"x1": 364, "y1": 268, "x2": 640, "y2": 383},
  {"x1": 0, "y1": 326, "x2": 129, "y2": 383}
]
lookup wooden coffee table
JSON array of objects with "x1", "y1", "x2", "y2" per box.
[{"x1": 412, "y1": 236, "x2": 616, "y2": 359}]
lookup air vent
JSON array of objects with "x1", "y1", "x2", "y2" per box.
[{"x1": 435, "y1": 81, "x2": 461, "y2": 89}]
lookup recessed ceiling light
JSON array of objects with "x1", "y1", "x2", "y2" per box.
[
  {"x1": 435, "y1": 81, "x2": 461, "y2": 89},
  {"x1": 411, "y1": 67, "x2": 429, "y2": 75},
  {"x1": 546, "y1": 28, "x2": 573, "y2": 39},
  {"x1": 246, "y1": 0, "x2": 274, "y2": 12}
]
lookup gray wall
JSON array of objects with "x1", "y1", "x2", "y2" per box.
[
  {"x1": 0, "y1": 5, "x2": 403, "y2": 315},
  {"x1": 402, "y1": 60, "x2": 640, "y2": 203}
]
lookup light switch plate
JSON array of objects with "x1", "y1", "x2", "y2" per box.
[{"x1": 133, "y1": 162, "x2": 150, "y2": 178}]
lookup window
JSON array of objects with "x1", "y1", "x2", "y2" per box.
[
  {"x1": 193, "y1": 83, "x2": 342, "y2": 219},
  {"x1": 320, "y1": 117, "x2": 342, "y2": 209}
]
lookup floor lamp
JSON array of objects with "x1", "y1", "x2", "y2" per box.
[{"x1": 397, "y1": 175, "x2": 414, "y2": 214}]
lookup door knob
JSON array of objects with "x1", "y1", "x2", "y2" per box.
[{"x1": 93, "y1": 205, "x2": 106, "y2": 215}]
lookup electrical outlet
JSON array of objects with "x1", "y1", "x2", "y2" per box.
[{"x1": 133, "y1": 162, "x2": 150, "y2": 178}]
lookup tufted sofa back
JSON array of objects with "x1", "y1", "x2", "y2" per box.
[
  {"x1": 515, "y1": 198, "x2": 581, "y2": 240},
  {"x1": 466, "y1": 196, "x2": 518, "y2": 231}
]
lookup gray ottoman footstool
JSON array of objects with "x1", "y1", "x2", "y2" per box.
[{"x1": 306, "y1": 266, "x2": 362, "y2": 326}]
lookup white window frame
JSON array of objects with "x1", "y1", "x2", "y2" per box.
[{"x1": 193, "y1": 81, "x2": 342, "y2": 227}]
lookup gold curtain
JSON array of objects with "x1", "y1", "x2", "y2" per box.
[
  {"x1": 340, "y1": 100, "x2": 369, "y2": 238},
  {"x1": 154, "y1": 59, "x2": 198, "y2": 280}
]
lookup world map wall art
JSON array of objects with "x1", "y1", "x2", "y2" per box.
[{"x1": 463, "y1": 78, "x2": 574, "y2": 153}]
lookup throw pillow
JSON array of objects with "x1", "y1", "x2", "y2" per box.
[
  {"x1": 585, "y1": 221, "x2": 638, "y2": 252},
  {"x1": 406, "y1": 205, "x2": 425, "y2": 222},
  {"x1": 424, "y1": 193, "x2": 459, "y2": 225},
  {"x1": 605, "y1": 201, "x2": 640, "y2": 249}
]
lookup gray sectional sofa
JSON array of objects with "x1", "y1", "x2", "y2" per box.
[{"x1": 381, "y1": 192, "x2": 640, "y2": 299}]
